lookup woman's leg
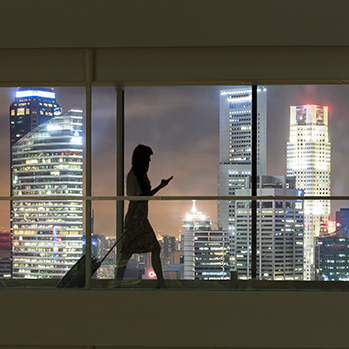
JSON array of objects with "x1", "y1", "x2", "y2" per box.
[
  {"x1": 151, "y1": 244, "x2": 166, "y2": 288},
  {"x1": 116, "y1": 253, "x2": 132, "y2": 280}
]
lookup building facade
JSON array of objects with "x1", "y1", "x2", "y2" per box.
[
  {"x1": 11, "y1": 109, "x2": 83, "y2": 278},
  {"x1": 319, "y1": 227, "x2": 349, "y2": 281},
  {"x1": 10, "y1": 87, "x2": 62, "y2": 147},
  {"x1": 218, "y1": 87, "x2": 267, "y2": 271},
  {"x1": 234, "y1": 176, "x2": 304, "y2": 280},
  {"x1": 336, "y1": 208, "x2": 349, "y2": 230},
  {"x1": 183, "y1": 201, "x2": 230, "y2": 280},
  {"x1": 287, "y1": 105, "x2": 331, "y2": 280},
  {"x1": 0, "y1": 231, "x2": 12, "y2": 278}
]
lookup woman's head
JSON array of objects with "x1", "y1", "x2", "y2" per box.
[{"x1": 132, "y1": 144, "x2": 153, "y2": 173}]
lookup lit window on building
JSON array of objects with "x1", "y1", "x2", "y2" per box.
[{"x1": 17, "y1": 108, "x2": 25, "y2": 116}]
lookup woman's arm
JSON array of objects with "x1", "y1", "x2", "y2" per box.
[{"x1": 149, "y1": 176, "x2": 173, "y2": 196}]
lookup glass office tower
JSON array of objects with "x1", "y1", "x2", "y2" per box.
[
  {"x1": 11, "y1": 109, "x2": 83, "y2": 278},
  {"x1": 218, "y1": 87, "x2": 267, "y2": 272}
]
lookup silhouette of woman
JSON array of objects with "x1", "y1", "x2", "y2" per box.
[{"x1": 116, "y1": 144, "x2": 173, "y2": 288}]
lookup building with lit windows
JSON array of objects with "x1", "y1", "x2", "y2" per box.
[
  {"x1": 11, "y1": 109, "x2": 83, "y2": 278},
  {"x1": 319, "y1": 227, "x2": 349, "y2": 281},
  {"x1": 183, "y1": 201, "x2": 230, "y2": 280},
  {"x1": 0, "y1": 231, "x2": 12, "y2": 278},
  {"x1": 287, "y1": 105, "x2": 331, "y2": 280},
  {"x1": 336, "y1": 208, "x2": 349, "y2": 230},
  {"x1": 218, "y1": 87, "x2": 267, "y2": 271},
  {"x1": 234, "y1": 176, "x2": 304, "y2": 280},
  {"x1": 10, "y1": 87, "x2": 62, "y2": 146}
]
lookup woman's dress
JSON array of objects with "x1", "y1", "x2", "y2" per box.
[{"x1": 121, "y1": 169, "x2": 159, "y2": 254}]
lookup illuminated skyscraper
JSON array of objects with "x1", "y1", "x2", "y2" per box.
[
  {"x1": 234, "y1": 176, "x2": 304, "y2": 280},
  {"x1": 287, "y1": 105, "x2": 331, "y2": 280},
  {"x1": 11, "y1": 109, "x2": 83, "y2": 278},
  {"x1": 218, "y1": 87, "x2": 267, "y2": 271},
  {"x1": 10, "y1": 87, "x2": 62, "y2": 146},
  {"x1": 183, "y1": 201, "x2": 230, "y2": 280},
  {"x1": 8, "y1": 87, "x2": 63, "y2": 278}
]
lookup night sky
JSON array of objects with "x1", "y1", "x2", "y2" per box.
[{"x1": 0, "y1": 85, "x2": 348, "y2": 236}]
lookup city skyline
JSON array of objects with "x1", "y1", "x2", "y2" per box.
[{"x1": 0, "y1": 86, "x2": 348, "y2": 238}]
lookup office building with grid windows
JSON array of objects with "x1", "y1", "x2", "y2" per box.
[
  {"x1": 183, "y1": 201, "x2": 230, "y2": 280},
  {"x1": 234, "y1": 176, "x2": 304, "y2": 280},
  {"x1": 11, "y1": 109, "x2": 83, "y2": 278},
  {"x1": 287, "y1": 105, "x2": 331, "y2": 280},
  {"x1": 218, "y1": 87, "x2": 267, "y2": 271}
]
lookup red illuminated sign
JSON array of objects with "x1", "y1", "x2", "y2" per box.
[{"x1": 147, "y1": 269, "x2": 156, "y2": 279}]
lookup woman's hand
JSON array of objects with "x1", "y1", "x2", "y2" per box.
[
  {"x1": 160, "y1": 176, "x2": 173, "y2": 188},
  {"x1": 150, "y1": 176, "x2": 173, "y2": 196}
]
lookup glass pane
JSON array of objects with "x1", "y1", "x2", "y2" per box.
[
  {"x1": 125, "y1": 86, "x2": 224, "y2": 197},
  {"x1": 261, "y1": 85, "x2": 349, "y2": 281},
  {"x1": 92, "y1": 86, "x2": 116, "y2": 196},
  {"x1": 90, "y1": 200, "x2": 231, "y2": 288},
  {"x1": 90, "y1": 201, "x2": 116, "y2": 280}
]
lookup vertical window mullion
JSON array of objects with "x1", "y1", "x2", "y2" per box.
[
  {"x1": 116, "y1": 86, "x2": 125, "y2": 259},
  {"x1": 251, "y1": 85, "x2": 257, "y2": 279},
  {"x1": 84, "y1": 49, "x2": 93, "y2": 289}
]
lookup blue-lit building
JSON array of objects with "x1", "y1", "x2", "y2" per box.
[
  {"x1": 11, "y1": 109, "x2": 83, "y2": 278},
  {"x1": 10, "y1": 87, "x2": 62, "y2": 146},
  {"x1": 336, "y1": 208, "x2": 349, "y2": 230},
  {"x1": 319, "y1": 227, "x2": 349, "y2": 281}
]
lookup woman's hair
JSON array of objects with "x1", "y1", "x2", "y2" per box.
[{"x1": 132, "y1": 144, "x2": 153, "y2": 195}]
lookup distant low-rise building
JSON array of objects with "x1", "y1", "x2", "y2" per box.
[
  {"x1": 183, "y1": 201, "x2": 230, "y2": 280},
  {"x1": 0, "y1": 231, "x2": 12, "y2": 278}
]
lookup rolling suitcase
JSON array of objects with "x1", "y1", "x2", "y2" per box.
[{"x1": 56, "y1": 232, "x2": 125, "y2": 288}]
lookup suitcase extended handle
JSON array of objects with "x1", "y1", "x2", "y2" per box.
[{"x1": 99, "y1": 230, "x2": 127, "y2": 265}]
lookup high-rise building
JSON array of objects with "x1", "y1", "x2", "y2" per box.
[
  {"x1": 157, "y1": 232, "x2": 178, "y2": 265},
  {"x1": 319, "y1": 227, "x2": 349, "y2": 281},
  {"x1": 0, "y1": 231, "x2": 12, "y2": 278},
  {"x1": 218, "y1": 87, "x2": 267, "y2": 272},
  {"x1": 11, "y1": 109, "x2": 83, "y2": 278},
  {"x1": 234, "y1": 176, "x2": 304, "y2": 280},
  {"x1": 336, "y1": 208, "x2": 349, "y2": 230},
  {"x1": 10, "y1": 87, "x2": 62, "y2": 146},
  {"x1": 183, "y1": 201, "x2": 230, "y2": 280},
  {"x1": 287, "y1": 105, "x2": 331, "y2": 280}
]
